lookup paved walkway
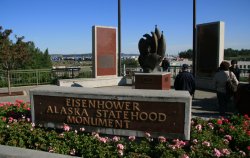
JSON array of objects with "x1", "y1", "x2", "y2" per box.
[{"x1": 0, "y1": 85, "x2": 237, "y2": 119}]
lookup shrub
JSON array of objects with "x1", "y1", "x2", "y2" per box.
[{"x1": 0, "y1": 101, "x2": 249, "y2": 157}]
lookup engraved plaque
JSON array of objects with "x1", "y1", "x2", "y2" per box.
[
  {"x1": 142, "y1": 77, "x2": 153, "y2": 84},
  {"x1": 33, "y1": 95, "x2": 185, "y2": 134},
  {"x1": 135, "y1": 72, "x2": 171, "y2": 90},
  {"x1": 98, "y1": 55, "x2": 114, "y2": 68}
]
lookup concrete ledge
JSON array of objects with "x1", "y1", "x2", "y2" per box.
[
  {"x1": 58, "y1": 76, "x2": 126, "y2": 87},
  {"x1": 0, "y1": 145, "x2": 79, "y2": 158},
  {"x1": 134, "y1": 72, "x2": 170, "y2": 76}
]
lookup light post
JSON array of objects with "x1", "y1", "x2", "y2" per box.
[
  {"x1": 118, "y1": 0, "x2": 121, "y2": 76},
  {"x1": 193, "y1": 0, "x2": 197, "y2": 77}
]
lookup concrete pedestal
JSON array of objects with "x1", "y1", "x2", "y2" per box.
[{"x1": 134, "y1": 72, "x2": 171, "y2": 90}]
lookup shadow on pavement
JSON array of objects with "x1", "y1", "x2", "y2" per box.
[
  {"x1": 0, "y1": 91, "x2": 25, "y2": 97},
  {"x1": 192, "y1": 97, "x2": 219, "y2": 118},
  {"x1": 192, "y1": 96, "x2": 238, "y2": 119}
]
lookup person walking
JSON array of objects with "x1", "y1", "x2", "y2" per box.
[
  {"x1": 174, "y1": 64, "x2": 196, "y2": 96},
  {"x1": 213, "y1": 61, "x2": 239, "y2": 116},
  {"x1": 161, "y1": 57, "x2": 170, "y2": 72},
  {"x1": 229, "y1": 59, "x2": 240, "y2": 81}
]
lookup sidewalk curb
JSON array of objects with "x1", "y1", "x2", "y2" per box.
[{"x1": 0, "y1": 145, "x2": 79, "y2": 158}]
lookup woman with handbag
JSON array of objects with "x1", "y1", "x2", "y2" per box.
[{"x1": 213, "y1": 61, "x2": 239, "y2": 116}]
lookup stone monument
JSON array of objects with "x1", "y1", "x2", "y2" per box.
[
  {"x1": 196, "y1": 21, "x2": 225, "y2": 90},
  {"x1": 57, "y1": 25, "x2": 124, "y2": 87},
  {"x1": 92, "y1": 25, "x2": 117, "y2": 78},
  {"x1": 31, "y1": 25, "x2": 191, "y2": 140},
  {"x1": 30, "y1": 86, "x2": 191, "y2": 140}
]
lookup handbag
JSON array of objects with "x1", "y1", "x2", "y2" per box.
[{"x1": 226, "y1": 71, "x2": 238, "y2": 96}]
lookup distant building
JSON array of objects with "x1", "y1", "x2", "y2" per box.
[
  {"x1": 50, "y1": 54, "x2": 92, "y2": 61},
  {"x1": 238, "y1": 61, "x2": 250, "y2": 70}
]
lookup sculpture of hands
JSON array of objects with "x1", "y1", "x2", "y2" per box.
[{"x1": 138, "y1": 25, "x2": 166, "y2": 73}]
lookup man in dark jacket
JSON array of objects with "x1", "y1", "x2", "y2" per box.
[
  {"x1": 161, "y1": 57, "x2": 170, "y2": 72},
  {"x1": 174, "y1": 64, "x2": 196, "y2": 96},
  {"x1": 229, "y1": 60, "x2": 240, "y2": 81}
]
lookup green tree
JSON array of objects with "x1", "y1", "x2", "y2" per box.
[
  {"x1": 42, "y1": 48, "x2": 52, "y2": 68},
  {"x1": 178, "y1": 48, "x2": 250, "y2": 61},
  {"x1": 224, "y1": 48, "x2": 250, "y2": 60},
  {"x1": 20, "y1": 42, "x2": 52, "y2": 69},
  {"x1": 0, "y1": 26, "x2": 30, "y2": 94},
  {"x1": 20, "y1": 42, "x2": 38, "y2": 69},
  {"x1": 122, "y1": 58, "x2": 139, "y2": 68},
  {"x1": 178, "y1": 49, "x2": 193, "y2": 59}
]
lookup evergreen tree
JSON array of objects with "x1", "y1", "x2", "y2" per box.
[
  {"x1": 178, "y1": 49, "x2": 193, "y2": 59},
  {"x1": 178, "y1": 48, "x2": 250, "y2": 60},
  {"x1": 42, "y1": 48, "x2": 52, "y2": 68}
]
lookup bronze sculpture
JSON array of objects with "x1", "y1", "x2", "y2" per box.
[{"x1": 138, "y1": 25, "x2": 166, "y2": 73}]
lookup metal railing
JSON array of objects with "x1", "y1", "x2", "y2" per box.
[
  {"x1": 0, "y1": 69, "x2": 52, "y2": 87},
  {"x1": 0, "y1": 69, "x2": 93, "y2": 87},
  {"x1": 122, "y1": 66, "x2": 249, "y2": 80},
  {"x1": 121, "y1": 66, "x2": 190, "y2": 78},
  {"x1": 0, "y1": 67, "x2": 249, "y2": 88}
]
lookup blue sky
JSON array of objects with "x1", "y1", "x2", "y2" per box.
[{"x1": 1, "y1": 0, "x2": 250, "y2": 55}]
